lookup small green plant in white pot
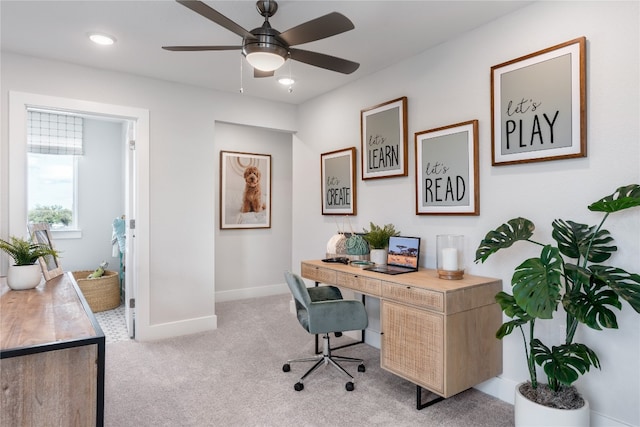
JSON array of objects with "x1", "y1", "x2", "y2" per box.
[
  {"x1": 475, "y1": 184, "x2": 640, "y2": 426},
  {"x1": 363, "y1": 222, "x2": 399, "y2": 265},
  {"x1": 0, "y1": 236, "x2": 59, "y2": 290}
]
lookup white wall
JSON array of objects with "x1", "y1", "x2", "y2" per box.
[
  {"x1": 293, "y1": 2, "x2": 639, "y2": 426},
  {"x1": 0, "y1": 52, "x2": 296, "y2": 341},
  {"x1": 214, "y1": 122, "x2": 293, "y2": 301},
  {"x1": 54, "y1": 118, "x2": 126, "y2": 272}
]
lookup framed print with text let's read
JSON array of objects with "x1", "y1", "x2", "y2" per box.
[
  {"x1": 491, "y1": 37, "x2": 586, "y2": 166},
  {"x1": 361, "y1": 97, "x2": 408, "y2": 180},
  {"x1": 321, "y1": 147, "x2": 357, "y2": 215},
  {"x1": 415, "y1": 120, "x2": 479, "y2": 215},
  {"x1": 220, "y1": 151, "x2": 271, "y2": 229}
]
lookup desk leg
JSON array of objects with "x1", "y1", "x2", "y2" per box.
[
  {"x1": 314, "y1": 281, "x2": 366, "y2": 354},
  {"x1": 416, "y1": 385, "x2": 444, "y2": 410}
]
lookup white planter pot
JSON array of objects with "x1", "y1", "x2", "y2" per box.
[
  {"x1": 370, "y1": 248, "x2": 388, "y2": 266},
  {"x1": 514, "y1": 383, "x2": 590, "y2": 427},
  {"x1": 7, "y1": 264, "x2": 43, "y2": 290}
]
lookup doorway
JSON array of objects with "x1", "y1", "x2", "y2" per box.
[{"x1": 7, "y1": 91, "x2": 149, "y2": 340}]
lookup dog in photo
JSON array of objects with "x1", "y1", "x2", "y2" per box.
[{"x1": 241, "y1": 166, "x2": 266, "y2": 213}]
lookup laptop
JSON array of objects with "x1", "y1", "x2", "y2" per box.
[{"x1": 364, "y1": 236, "x2": 421, "y2": 275}]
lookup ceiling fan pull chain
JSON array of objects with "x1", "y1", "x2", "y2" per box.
[{"x1": 239, "y1": 55, "x2": 244, "y2": 94}]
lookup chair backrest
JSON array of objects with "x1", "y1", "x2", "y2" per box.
[{"x1": 284, "y1": 271, "x2": 311, "y2": 310}]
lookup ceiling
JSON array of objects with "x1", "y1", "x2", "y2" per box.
[{"x1": 0, "y1": 1, "x2": 534, "y2": 105}]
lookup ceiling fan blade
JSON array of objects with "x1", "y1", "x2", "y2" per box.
[
  {"x1": 254, "y1": 69, "x2": 275, "y2": 78},
  {"x1": 162, "y1": 45, "x2": 242, "y2": 51},
  {"x1": 289, "y1": 48, "x2": 360, "y2": 74},
  {"x1": 279, "y1": 12, "x2": 355, "y2": 46},
  {"x1": 176, "y1": 0, "x2": 255, "y2": 40}
]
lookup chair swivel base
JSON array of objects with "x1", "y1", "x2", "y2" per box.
[{"x1": 282, "y1": 333, "x2": 365, "y2": 391}]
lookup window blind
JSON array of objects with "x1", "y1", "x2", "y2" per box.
[{"x1": 27, "y1": 110, "x2": 84, "y2": 155}]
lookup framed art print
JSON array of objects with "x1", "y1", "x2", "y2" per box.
[
  {"x1": 321, "y1": 147, "x2": 357, "y2": 215},
  {"x1": 491, "y1": 37, "x2": 586, "y2": 165},
  {"x1": 27, "y1": 222, "x2": 63, "y2": 280},
  {"x1": 415, "y1": 120, "x2": 479, "y2": 215},
  {"x1": 360, "y1": 97, "x2": 408, "y2": 180},
  {"x1": 220, "y1": 151, "x2": 271, "y2": 229}
]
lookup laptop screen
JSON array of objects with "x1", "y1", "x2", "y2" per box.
[{"x1": 387, "y1": 236, "x2": 421, "y2": 269}]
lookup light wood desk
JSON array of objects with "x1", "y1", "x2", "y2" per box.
[
  {"x1": 1, "y1": 272, "x2": 105, "y2": 426},
  {"x1": 301, "y1": 260, "x2": 503, "y2": 408}
]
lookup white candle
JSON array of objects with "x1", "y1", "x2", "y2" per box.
[{"x1": 441, "y1": 248, "x2": 458, "y2": 271}]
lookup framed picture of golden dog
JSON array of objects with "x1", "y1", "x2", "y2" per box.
[{"x1": 220, "y1": 151, "x2": 271, "y2": 229}]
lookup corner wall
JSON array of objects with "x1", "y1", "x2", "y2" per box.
[{"x1": 294, "y1": 2, "x2": 639, "y2": 426}]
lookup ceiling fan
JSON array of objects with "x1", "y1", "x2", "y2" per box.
[{"x1": 162, "y1": 0, "x2": 360, "y2": 78}]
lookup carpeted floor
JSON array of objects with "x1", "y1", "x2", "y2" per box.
[{"x1": 104, "y1": 293, "x2": 514, "y2": 426}]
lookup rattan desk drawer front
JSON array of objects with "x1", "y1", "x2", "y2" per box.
[
  {"x1": 381, "y1": 282, "x2": 444, "y2": 312},
  {"x1": 336, "y1": 272, "x2": 381, "y2": 296},
  {"x1": 301, "y1": 264, "x2": 337, "y2": 284}
]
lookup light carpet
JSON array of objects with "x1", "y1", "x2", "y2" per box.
[{"x1": 105, "y1": 293, "x2": 514, "y2": 426}]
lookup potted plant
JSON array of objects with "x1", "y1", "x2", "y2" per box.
[
  {"x1": 0, "y1": 236, "x2": 59, "y2": 290},
  {"x1": 475, "y1": 184, "x2": 640, "y2": 426},
  {"x1": 363, "y1": 222, "x2": 399, "y2": 265}
]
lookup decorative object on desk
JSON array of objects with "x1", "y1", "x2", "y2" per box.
[
  {"x1": 73, "y1": 269, "x2": 121, "y2": 313},
  {"x1": 436, "y1": 235, "x2": 464, "y2": 280},
  {"x1": 220, "y1": 151, "x2": 271, "y2": 229},
  {"x1": 475, "y1": 184, "x2": 640, "y2": 426},
  {"x1": 350, "y1": 260, "x2": 375, "y2": 269},
  {"x1": 363, "y1": 222, "x2": 399, "y2": 266},
  {"x1": 321, "y1": 147, "x2": 357, "y2": 215},
  {"x1": 415, "y1": 120, "x2": 479, "y2": 215},
  {"x1": 361, "y1": 97, "x2": 408, "y2": 180},
  {"x1": 326, "y1": 217, "x2": 347, "y2": 257},
  {"x1": 27, "y1": 222, "x2": 64, "y2": 281},
  {"x1": 491, "y1": 37, "x2": 586, "y2": 166},
  {"x1": 344, "y1": 216, "x2": 369, "y2": 257},
  {"x1": 0, "y1": 236, "x2": 58, "y2": 290}
]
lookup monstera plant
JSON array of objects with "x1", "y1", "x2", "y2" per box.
[{"x1": 475, "y1": 184, "x2": 640, "y2": 410}]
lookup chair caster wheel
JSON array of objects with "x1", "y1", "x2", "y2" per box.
[
  {"x1": 282, "y1": 364, "x2": 291, "y2": 372},
  {"x1": 346, "y1": 382, "x2": 355, "y2": 391},
  {"x1": 335, "y1": 332, "x2": 343, "y2": 337},
  {"x1": 294, "y1": 382, "x2": 304, "y2": 391},
  {"x1": 358, "y1": 364, "x2": 366, "y2": 373}
]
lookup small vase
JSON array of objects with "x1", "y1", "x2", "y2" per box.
[
  {"x1": 7, "y1": 264, "x2": 43, "y2": 290},
  {"x1": 514, "y1": 382, "x2": 590, "y2": 427},
  {"x1": 369, "y1": 248, "x2": 388, "y2": 266}
]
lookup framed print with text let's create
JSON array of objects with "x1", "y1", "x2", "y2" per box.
[
  {"x1": 491, "y1": 37, "x2": 586, "y2": 166},
  {"x1": 321, "y1": 147, "x2": 357, "y2": 215}
]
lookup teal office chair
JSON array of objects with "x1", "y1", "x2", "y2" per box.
[{"x1": 282, "y1": 271, "x2": 368, "y2": 391}]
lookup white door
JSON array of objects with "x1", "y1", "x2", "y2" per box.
[{"x1": 124, "y1": 120, "x2": 137, "y2": 338}]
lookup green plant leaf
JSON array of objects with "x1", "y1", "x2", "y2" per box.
[
  {"x1": 552, "y1": 219, "x2": 616, "y2": 263},
  {"x1": 512, "y1": 246, "x2": 563, "y2": 319},
  {"x1": 588, "y1": 184, "x2": 640, "y2": 213},
  {"x1": 475, "y1": 217, "x2": 535, "y2": 263},
  {"x1": 532, "y1": 340, "x2": 600, "y2": 389},
  {"x1": 564, "y1": 286, "x2": 621, "y2": 330},
  {"x1": 589, "y1": 266, "x2": 640, "y2": 314},
  {"x1": 495, "y1": 291, "x2": 532, "y2": 339}
]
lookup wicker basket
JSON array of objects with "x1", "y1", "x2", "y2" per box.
[{"x1": 72, "y1": 270, "x2": 121, "y2": 313}]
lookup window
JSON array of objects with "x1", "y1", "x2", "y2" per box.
[{"x1": 27, "y1": 110, "x2": 83, "y2": 231}]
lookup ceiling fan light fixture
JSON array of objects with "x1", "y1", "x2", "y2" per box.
[
  {"x1": 246, "y1": 51, "x2": 285, "y2": 72},
  {"x1": 278, "y1": 77, "x2": 295, "y2": 86}
]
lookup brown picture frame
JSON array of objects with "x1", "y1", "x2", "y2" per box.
[
  {"x1": 415, "y1": 120, "x2": 479, "y2": 215},
  {"x1": 220, "y1": 151, "x2": 271, "y2": 229},
  {"x1": 360, "y1": 96, "x2": 408, "y2": 179},
  {"x1": 321, "y1": 147, "x2": 357, "y2": 216},
  {"x1": 491, "y1": 37, "x2": 586, "y2": 166}
]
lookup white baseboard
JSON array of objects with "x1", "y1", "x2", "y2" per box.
[
  {"x1": 136, "y1": 314, "x2": 217, "y2": 341},
  {"x1": 215, "y1": 283, "x2": 289, "y2": 302}
]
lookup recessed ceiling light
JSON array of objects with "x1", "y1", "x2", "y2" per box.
[
  {"x1": 278, "y1": 77, "x2": 295, "y2": 86},
  {"x1": 88, "y1": 33, "x2": 116, "y2": 46}
]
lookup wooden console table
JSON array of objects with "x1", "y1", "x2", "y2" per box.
[
  {"x1": 301, "y1": 260, "x2": 503, "y2": 408},
  {"x1": 1, "y1": 272, "x2": 105, "y2": 426}
]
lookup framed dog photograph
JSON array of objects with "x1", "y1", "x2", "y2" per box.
[
  {"x1": 220, "y1": 151, "x2": 271, "y2": 229},
  {"x1": 321, "y1": 147, "x2": 357, "y2": 215}
]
